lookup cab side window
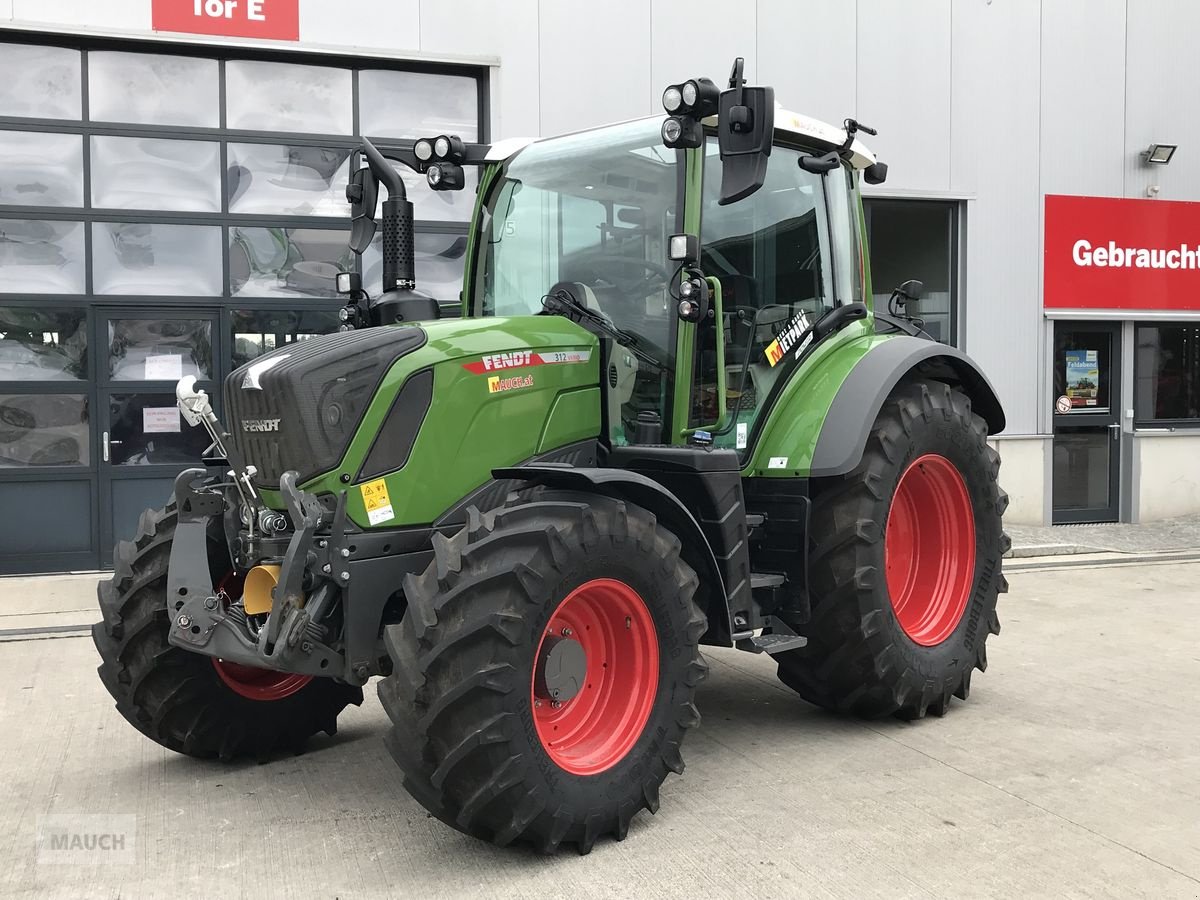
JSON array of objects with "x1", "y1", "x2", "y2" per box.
[{"x1": 699, "y1": 139, "x2": 856, "y2": 454}]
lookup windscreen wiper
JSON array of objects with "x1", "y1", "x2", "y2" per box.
[{"x1": 541, "y1": 289, "x2": 664, "y2": 370}]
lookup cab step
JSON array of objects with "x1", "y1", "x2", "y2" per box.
[
  {"x1": 737, "y1": 631, "x2": 809, "y2": 654},
  {"x1": 750, "y1": 572, "x2": 785, "y2": 590},
  {"x1": 733, "y1": 615, "x2": 808, "y2": 655}
]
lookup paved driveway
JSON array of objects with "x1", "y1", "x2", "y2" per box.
[{"x1": 1, "y1": 560, "x2": 1197, "y2": 898}]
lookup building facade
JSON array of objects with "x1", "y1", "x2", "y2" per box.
[{"x1": 2, "y1": 0, "x2": 1199, "y2": 574}]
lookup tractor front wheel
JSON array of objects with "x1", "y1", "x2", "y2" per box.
[
  {"x1": 378, "y1": 493, "x2": 708, "y2": 853},
  {"x1": 92, "y1": 504, "x2": 363, "y2": 760},
  {"x1": 776, "y1": 377, "x2": 1009, "y2": 720}
]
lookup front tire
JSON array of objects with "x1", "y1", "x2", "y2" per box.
[
  {"x1": 378, "y1": 493, "x2": 708, "y2": 853},
  {"x1": 92, "y1": 504, "x2": 363, "y2": 760},
  {"x1": 776, "y1": 377, "x2": 1010, "y2": 720}
]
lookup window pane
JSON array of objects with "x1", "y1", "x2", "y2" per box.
[
  {"x1": 230, "y1": 309, "x2": 340, "y2": 368},
  {"x1": 1052, "y1": 429, "x2": 1111, "y2": 511},
  {"x1": 364, "y1": 232, "x2": 466, "y2": 304},
  {"x1": 109, "y1": 392, "x2": 210, "y2": 465},
  {"x1": 0, "y1": 44, "x2": 81, "y2": 119},
  {"x1": 230, "y1": 227, "x2": 354, "y2": 298},
  {"x1": 0, "y1": 131, "x2": 83, "y2": 207},
  {"x1": 225, "y1": 61, "x2": 351, "y2": 134},
  {"x1": 0, "y1": 393, "x2": 89, "y2": 466},
  {"x1": 91, "y1": 137, "x2": 221, "y2": 212},
  {"x1": 88, "y1": 52, "x2": 218, "y2": 127},
  {"x1": 92, "y1": 222, "x2": 222, "y2": 296},
  {"x1": 1054, "y1": 327, "x2": 1113, "y2": 413},
  {"x1": 108, "y1": 318, "x2": 212, "y2": 381},
  {"x1": 866, "y1": 199, "x2": 956, "y2": 344},
  {"x1": 702, "y1": 139, "x2": 835, "y2": 318},
  {"x1": 0, "y1": 219, "x2": 85, "y2": 294},
  {"x1": 227, "y1": 144, "x2": 351, "y2": 216},
  {"x1": 0, "y1": 307, "x2": 87, "y2": 381},
  {"x1": 1135, "y1": 324, "x2": 1200, "y2": 422},
  {"x1": 359, "y1": 71, "x2": 478, "y2": 141}
]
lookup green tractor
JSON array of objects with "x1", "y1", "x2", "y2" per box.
[{"x1": 93, "y1": 60, "x2": 1008, "y2": 854}]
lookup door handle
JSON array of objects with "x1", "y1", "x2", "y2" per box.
[
  {"x1": 102, "y1": 431, "x2": 123, "y2": 462},
  {"x1": 1109, "y1": 423, "x2": 1121, "y2": 441}
]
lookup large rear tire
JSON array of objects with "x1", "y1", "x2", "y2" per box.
[
  {"x1": 776, "y1": 377, "x2": 1009, "y2": 720},
  {"x1": 92, "y1": 504, "x2": 363, "y2": 760},
  {"x1": 378, "y1": 493, "x2": 708, "y2": 853}
]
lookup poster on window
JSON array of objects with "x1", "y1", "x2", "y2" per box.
[{"x1": 1065, "y1": 349, "x2": 1101, "y2": 409}]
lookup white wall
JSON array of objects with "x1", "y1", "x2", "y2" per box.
[
  {"x1": 1134, "y1": 435, "x2": 1200, "y2": 521},
  {"x1": 990, "y1": 437, "x2": 1047, "y2": 526}
]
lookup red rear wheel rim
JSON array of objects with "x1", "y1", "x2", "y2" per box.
[
  {"x1": 884, "y1": 454, "x2": 976, "y2": 646},
  {"x1": 531, "y1": 578, "x2": 659, "y2": 776},
  {"x1": 211, "y1": 571, "x2": 313, "y2": 702}
]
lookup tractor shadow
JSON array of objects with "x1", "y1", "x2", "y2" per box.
[{"x1": 131, "y1": 650, "x2": 925, "y2": 868}]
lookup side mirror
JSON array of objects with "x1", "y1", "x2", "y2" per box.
[
  {"x1": 717, "y1": 58, "x2": 774, "y2": 206},
  {"x1": 346, "y1": 164, "x2": 378, "y2": 255},
  {"x1": 863, "y1": 161, "x2": 888, "y2": 185},
  {"x1": 898, "y1": 279, "x2": 924, "y2": 301},
  {"x1": 892, "y1": 279, "x2": 924, "y2": 316}
]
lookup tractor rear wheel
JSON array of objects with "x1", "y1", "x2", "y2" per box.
[
  {"x1": 92, "y1": 503, "x2": 362, "y2": 760},
  {"x1": 378, "y1": 493, "x2": 708, "y2": 853},
  {"x1": 776, "y1": 377, "x2": 1009, "y2": 719}
]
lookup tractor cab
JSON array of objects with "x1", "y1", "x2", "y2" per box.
[{"x1": 338, "y1": 57, "x2": 888, "y2": 459}]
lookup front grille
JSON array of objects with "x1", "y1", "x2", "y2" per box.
[{"x1": 224, "y1": 326, "x2": 427, "y2": 487}]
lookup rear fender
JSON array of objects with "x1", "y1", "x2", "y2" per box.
[
  {"x1": 810, "y1": 336, "x2": 1006, "y2": 478},
  {"x1": 492, "y1": 465, "x2": 733, "y2": 647}
]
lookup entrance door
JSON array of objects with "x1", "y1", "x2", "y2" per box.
[
  {"x1": 1052, "y1": 321, "x2": 1121, "y2": 523},
  {"x1": 96, "y1": 310, "x2": 219, "y2": 565}
]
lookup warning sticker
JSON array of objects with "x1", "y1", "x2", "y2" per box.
[
  {"x1": 463, "y1": 349, "x2": 591, "y2": 374},
  {"x1": 764, "y1": 311, "x2": 811, "y2": 367},
  {"x1": 488, "y1": 374, "x2": 534, "y2": 394},
  {"x1": 359, "y1": 478, "x2": 395, "y2": 526}
]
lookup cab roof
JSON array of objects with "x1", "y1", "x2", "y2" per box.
[{"x1": 485, "y1": 108, "x2": 877, "y2": 170}]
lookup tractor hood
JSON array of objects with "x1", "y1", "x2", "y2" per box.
[
  {"x1": 231, "y1": 316, "x2": 603, "y2": 529},
  {"x1": 224, "y1": 326, "x2": 428, "y2": 489}
]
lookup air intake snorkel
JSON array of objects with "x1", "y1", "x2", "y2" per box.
[{"x1": 352, "y1": 139, "x2": 439, "y2": 325}]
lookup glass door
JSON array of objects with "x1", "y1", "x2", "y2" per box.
[
  {"x1": 1052, "y1": 321, "x2": 1121, "y2": 523},
  {"x1": 96, "y1": 309, "x2": 219, "y2": 565}
]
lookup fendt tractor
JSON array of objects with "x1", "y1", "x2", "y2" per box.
[{"x1": 94, "y1": 60, "x2": 1009, "y2": 854}]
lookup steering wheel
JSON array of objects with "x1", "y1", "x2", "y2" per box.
[{"x1": 578, "y1": 254, "x2": 673, "y2": 296}]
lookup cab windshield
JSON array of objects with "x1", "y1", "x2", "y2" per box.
[{"x1": 475, "y1": 119, "x2": 683, "y2": 442}]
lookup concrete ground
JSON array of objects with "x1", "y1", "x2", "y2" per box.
[
  {"x1": 1005, "y1": 512, "x2": 1200, "y2": 558},
  {"x1": 0, "y1": 559, "x2": 1198, "y2": 899}
]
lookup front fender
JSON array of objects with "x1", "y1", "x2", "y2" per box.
[{"x1": 492, "y1": 465, "x2": 734, "y2": 646}]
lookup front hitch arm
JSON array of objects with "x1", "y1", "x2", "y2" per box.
[{"x1": 166, "y1": 469, "x2": 349, "y2": 681}]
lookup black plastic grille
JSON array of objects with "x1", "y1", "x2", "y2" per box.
[{"x1": 224, "y1": 326, "x2": 426, "y2": 487}]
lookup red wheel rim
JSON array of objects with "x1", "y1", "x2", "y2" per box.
[
  {"x1": 531, "y1": 578, "x2": 659, "y2": 776},
  {"x1": 884, "y1": 454, "x2": 976, "y2": 646},
  {"x1": 211, "y1": 571, "x2": 312, "y2": 702}
]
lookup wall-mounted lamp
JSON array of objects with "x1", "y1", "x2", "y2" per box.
[{"x1": 1143, "y1": 143, "x2": 1178, "y2": 165}]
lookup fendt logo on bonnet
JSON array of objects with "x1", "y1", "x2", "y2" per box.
[{"x1": 241, "y1": 418, "x2": 281, "y2": 432}]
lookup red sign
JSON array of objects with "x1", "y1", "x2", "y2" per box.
[
  {"x1": 1045, "y1": 194, "x2": 1200, "y2": 311},
  {"x1": 152, "y1": 0, "x2": 299, "y2": 41}
]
